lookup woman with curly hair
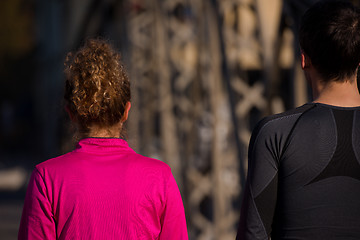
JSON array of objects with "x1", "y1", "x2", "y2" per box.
[{"x1": 18, "y1": 39, "x2": 188, "y2": 240}]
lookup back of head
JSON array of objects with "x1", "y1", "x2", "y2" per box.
[
  {"x1": 64, "y1": 39, "x2": 131, "y2": 136},
  {"x1": 299, "y1": 0, "x2": 360, "y2": 82}
]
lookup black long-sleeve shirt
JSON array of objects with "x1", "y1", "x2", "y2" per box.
[{"x1": 237, "y1": 103, "x2": 360, "y2": 239}]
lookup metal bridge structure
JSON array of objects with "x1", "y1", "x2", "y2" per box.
[
  {"x1": 124, "y1": 0, "x2": 312, "y2": 239},
  {"x1": 34, "y1": 0, "x2": 323, "y2": 239}
]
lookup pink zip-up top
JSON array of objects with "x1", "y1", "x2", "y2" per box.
[{"x1": 18, "y1": 138, "x2": 188, "y2": 239}]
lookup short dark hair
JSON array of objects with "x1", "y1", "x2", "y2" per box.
[{"x1": 299, "y1": 0, "x2": 360, "y2": 82}]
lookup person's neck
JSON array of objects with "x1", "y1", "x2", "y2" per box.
[
  {"x1": 87, "y1": 123, "x2": 122, "y2": 138},
  {"x1": 312, "y1": 76, "x2": 360, "y2": 107}
]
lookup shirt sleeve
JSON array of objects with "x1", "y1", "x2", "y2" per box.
[
  {"x1": 236, "y1": 122, "x2": 279, "y2": 240},
  {"x1": 18, "y1": 168, "x2": 56, "y2": 240},
  {"x1": 159, "y1": 171, "x2": 189, "y2": 240}
]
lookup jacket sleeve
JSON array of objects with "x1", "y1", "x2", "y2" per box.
[
  {"x1": 236, "y1": 121, "x2": 279, "y2": 240},
  {"x1": 18, "y1": 168, "x2": 56, "y2": 240},
  {"x1": 159, "y1": 172, "x2": 188, "y2": 240}
]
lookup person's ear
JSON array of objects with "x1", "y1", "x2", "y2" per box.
[
  {"x1": 65, "y1": 105, "x2": 76, "y2": 123},
  {"x1": 121, "y1": 102, "x2": 131, "y2": 122},
  {"x1": 301, "y1": 53, "x2": 306, "y2": 69},
  {"x1": 301, "y1": 52, "x2": 311, "y2": 69}
]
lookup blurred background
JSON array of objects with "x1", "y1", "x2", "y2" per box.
[{"x1": 1, "y1": 0, "x2": 360, "y2": 239}]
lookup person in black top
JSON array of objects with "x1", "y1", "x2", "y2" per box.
[{"x1": 236, "y1": 1, "x2": 360, "y2": 239}]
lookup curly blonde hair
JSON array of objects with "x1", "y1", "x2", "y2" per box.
[{"x1": 64, "y1": 39, "x2": 130, "y2": 136}]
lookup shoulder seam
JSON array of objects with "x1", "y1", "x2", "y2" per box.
[
  {"x1": 280, "y1": 104, "x2": 317, "y2": 161},
  {"x1": 250, "y1": 104, "x2": 317, "y2": 164}
]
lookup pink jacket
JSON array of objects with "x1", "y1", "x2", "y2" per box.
[{"x1": 18, "y1": 138, "x2": 188, "y2": 239}]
